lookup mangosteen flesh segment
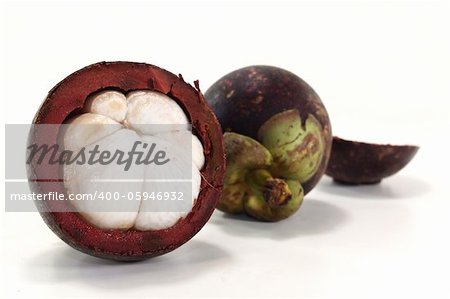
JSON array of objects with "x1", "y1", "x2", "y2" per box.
[
  {"x1": 219, "y1": 109, "x2": 321, "y2": 221},
  {"x1": 63, "y1": 90, "x2": 204, "y2": 231},
  {"x1": 325, "y1": 137, "x2": 419, "y2": 184}
]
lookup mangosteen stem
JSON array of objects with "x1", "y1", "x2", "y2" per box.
[{"x1": 247, "y1": 169, "x2": 292, "y2": 207}]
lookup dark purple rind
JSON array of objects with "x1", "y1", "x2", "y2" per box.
[
  {"x1": 204, "y1": 65, "x2": 332, "y2": 194},
  {"x1": 28, "y1": 61, "x2": 225, "y2": 261},
  {"x1": 325, "y1": 136, "x2": 419, "y2": 185}
]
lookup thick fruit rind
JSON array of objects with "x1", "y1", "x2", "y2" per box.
[
  {"x1": 325, "y1": 136, "x2": 419, "y2": 184},
  {"x1": 28, "y1": 61, "x2": 225, "y2": 261}
]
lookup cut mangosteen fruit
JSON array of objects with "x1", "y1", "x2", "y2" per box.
[
  {"x1": 205, "y1": 65, "x2": 332, "y2": 221},
  {"x1": 325, "y1": 136, "x2": 419, "y2": 185},
  {"x1": 28, "y1": 62, "x2": 225, "y2": 261}
]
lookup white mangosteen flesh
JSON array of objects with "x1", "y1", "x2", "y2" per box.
[{"x1": 62, "y1": 90, "x2": 204, "y2": 231}]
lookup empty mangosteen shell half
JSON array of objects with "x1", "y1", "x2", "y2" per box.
[
  {"x1": 325, "y1": 136, "x2": 419, "y2": 185},
  {"x1": 204, "y1": 65, "x2": 332, "y2": 194},
  {"x1": 28, "y1": 61, "x2": 225, "y2": 261}
]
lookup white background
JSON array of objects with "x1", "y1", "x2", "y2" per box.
[{"x1": 1, "y1": 0, "x2": 450, "y2": 298}]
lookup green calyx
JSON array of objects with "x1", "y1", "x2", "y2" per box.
[
  {"x1": 218, "y1": 109, "x2": 324, "y2": 221},
  {"x1": 258, "y1": 109, "x2": 325, "y2": 183},
  {"x1": 219, "y1": 132, "x2": 304, "y2": 221}
]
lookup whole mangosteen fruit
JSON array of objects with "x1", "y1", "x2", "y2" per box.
[
  {"x1": 205, "y1": 65, "x2": 332, "y2": 221},
  {"x1": 28, "y1": 61, "x2": 225, "y2": 261}
]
